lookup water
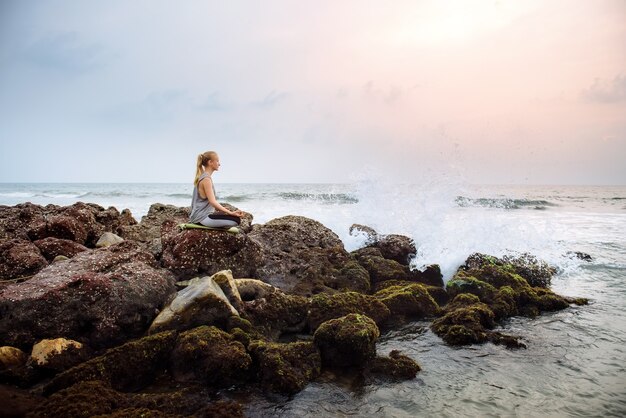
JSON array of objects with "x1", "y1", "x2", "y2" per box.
[{"x1": 1, "y1": 181, "x2": 625, "y2": 416}]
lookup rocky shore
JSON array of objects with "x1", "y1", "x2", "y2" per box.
[{"x1": 0, "y1": 202, "x2": 588, "y2": 417}]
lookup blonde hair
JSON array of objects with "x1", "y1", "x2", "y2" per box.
[{"x1": 194, "y1": 151, "x2": 218, "y2": 186}]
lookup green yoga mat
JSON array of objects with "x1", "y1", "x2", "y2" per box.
[{"x1": 177, "y1": 223, "x2": 240, "y2": 234}]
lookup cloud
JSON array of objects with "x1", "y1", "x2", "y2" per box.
[
  {"x1": 581, "y1": 74, "x2": 626, "y2": 103},
  {"x1": 20, "y1": 31, "x2": 108, "y2": 75},
  {"x1": 194, "y1": 92, "x2": 228, "y2": 112}
]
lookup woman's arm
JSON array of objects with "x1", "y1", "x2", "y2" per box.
[{"x1": 200, "y1": 178, "x2": 242, "y2": 216}]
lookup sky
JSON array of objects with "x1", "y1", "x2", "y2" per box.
[{"x1": 0, "y1": 0, "x2": 625, "y2": 184}]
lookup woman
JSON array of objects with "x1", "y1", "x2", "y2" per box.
[{"x1": 189, "y1": 151, "x2": 244, "y2": 228}]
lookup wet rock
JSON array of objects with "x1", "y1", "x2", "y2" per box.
[
  {"x1": 33, "y1": 237, "x2": 88, "y2": 261},
  {"x1": 408, "y1": 264, "x2": 445, "y2": 288},
  {"x1": 0, "y1": 241, "x2": 176, "y2": 349},
  {"x1": 249, "y1": 340, "x2": 321, "y2": 394},
  {"x1": 307, "y1": 291, "x2": 390, "y2": 332},
  {"x1": 0, "y1": 239, "x2": 47, "y2": 280},
  {"x1": 349, "y1": 224, "x2": 379, "y2": 245},
  {"x1": 248, "y1": 216, "x2": 370, "y2": 296},
  {"x1": 44, "y1": 331, "x2": 178, "y2": 395},
  {"x1": 52, "y1": 255, "x2": 69, "y2": 263},
  {"x1": 238, "y1": 280, "x2": 309, "y2": 339},
  {"x1": 367, "y1": 350, "x2": 421, "y2": 380},
  {"x1": 170, "y1": 326, "x2": 251, "y2": 386},
  {"x1": 0, "y1": 384, "x2": 43, "y2": 418},
  {"x1": 374, "y1": 283, "x2": 440, "y2": 320},
  {"x1": 30, "y1": 338, "x2": 90, "y2": 372},
  {"x1": 95, "y1": 231, "x2": 124, "y2": 248},
  {"x1": 314, "y1": 314, "x2": 380, "y2": 368},
  {"x1": 375, "y1": 234, "x2": 416, "y2": 265},
  {"x1": 373, "y1": 280, "x2": 449, "y2": 306},
  {"x1": 212, "y1": 269, "x2": 244, "y2": 312},
  {"x1": 566, "y1": 251, "x2": 593, "y2": 262},
  {"x1": 357, "y1": 255, "x2": 407, "y2": 284},
  {"x1": 160, "y1": 219, "x2": 262, "y2": 280},
  {"x1": 501, "y1": 253, "x2": 557, "y2": 288},
  {"x1": 148, "y1": 272, "x2": 239, "y2": 334}
]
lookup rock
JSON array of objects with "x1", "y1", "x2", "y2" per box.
[
  {"x1": 170, "y1": 326, "x2": 251, "y2": 386},
  {"x1": 314, "y1": 314, "x2": 380, "y2": 368},
  {"x1": 30, "y1": 338, "x2": 90, "y2": 372},
  {"x1": 408, "y1": 264, "x2": 445, "y2": 287},
  {"x1": 501, "y1": 252, "x2": 557, "y2": 288},
  {"x1": 566, "y1": 251, "x2": 593, "y2": 262},
  {"x1": 148, "y1": 272, "x2": 239, "y2": 334},
  {"x1": 357, "y1": 255, "x2": 408, "y2": 284},
  {"x1": 249, "y1": 340, "x2": 321, "y2": 394},
  {"x1": 33, "y1": 237, "x2": 88, "y2": 261},
  {"x1": 212, "y1": 269, "x2": 244, "y2": 312},
  {"x1": 0, "y1": 241, "x2": 176, "y2": 349},
  {"x1": 237, "y1": 279, "x2": 309, "y2": 339},
  {"x1": 0, "y1": 239, "x2": 48, "y2": 280},
  {"x1": 118, "y1": 203, "x2": 189, "y2": 242},
  {"x1": 44, "y1": 331, "x2": 178, "y2": 395},
  {"x1": 307, "y1": 291, "x2": 390, "y2": 331},
  {"x1": 0, "y1": 202, "x2": 136, "y2": 247},
  {"x1": 373, "y1": 280, "x2": 449, "y2": 306},
  {"x1": 0, "y1": 384, "x2": 43, "y2": 418},
  {"x1": 349, "y1": 224, "x2": 379, "y2": 245},
  {"x1": 374, "y1": 283, "x2": 440, "y2": 320},
  {"x1": 160, "y1": 219, "x2": 263, "y2": 280},
  {"x1": 52, "y1": 255, "x2": 69, "y2": 263},
  {"x1": 0, "y1": 346, "x2": 28, "y2": 371},
  {"x1": 374, "y1": 234, "x2": 416, "y2": 265},
  {"x1": 95, "y1": 232, "x2": 124, "y2": 248},
  {"x1": 367, "y1": 350, "x2": 421, "y2": 380},
  {"x1": 248, "y1": 216, "x2": 370, "y2": 296}
]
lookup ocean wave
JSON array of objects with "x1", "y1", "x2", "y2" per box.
[
  {"x1": 277, "y1": 192, "x2": 358, "y2": 204},
  {"x1": 455, "y1": 196, "x2": 558, "y2": 210}
]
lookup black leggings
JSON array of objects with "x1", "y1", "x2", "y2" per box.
[{"x1": 199, "y1": 212, "x2": 241, "y2": 228}]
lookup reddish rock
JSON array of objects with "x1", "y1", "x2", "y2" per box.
[
  {"x1": 0, "y1": 239, "x2": 48, "y2": 280},
  {"x1": 119, "y1": 203, "x2": 189, "y2": 243},
  {"x1": 375, "y1": 234, "x2": 416, "y2": 265},
  {"x1": 33, "y1": 237, "x2": 88, "y2": 261},
  {"x1": 161, "y1": 219, "x2": 263, "y2": 280},
  {"x1": 0, "y1": 241, "x2": 176, "y2": 349},
  {"x1": 248, "y1": 216, "x2": 370, "y2": 296}
]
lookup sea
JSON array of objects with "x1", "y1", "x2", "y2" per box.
[{"x1": 1, "y1": 181, "x2": 625, "y2": 417}]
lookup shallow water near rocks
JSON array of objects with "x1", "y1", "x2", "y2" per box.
[{"x1": 2, "y1": 181, "x2": 625, "y2": 416}]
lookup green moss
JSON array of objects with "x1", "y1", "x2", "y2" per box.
[
  {"x1": 308, "y1": 292, "x2": 390, "y2": 331},
  {"x1": 368, "y1": 350, "x2": 421, "y2": 380},
  {"x1": 374, "y1": 283, "x2": 440, "y2": 319},
  {"x1": 337, "y1": 260, "x2": 371, "y2": 293},
  {"x1": 248, "y1": 340, "x2": 321, "y2": 394},
  {"x1": 242, "y1": 290, "x2": 309, "y2": 339},
  {"x1": 170, "y1": 326, "x2": 251, "y2": 387},
  {"x1": 44, "y1": 331, "x2": 178, "y2": 395},
  {"x1": 313, "y1": 314, "x2": 379, "y2": 368},
  {"x1": 446, "y1": 273, "x2": 497, "y2": 301}
]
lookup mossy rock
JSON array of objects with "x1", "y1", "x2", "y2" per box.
[
  {"x1": 367, "y1": 350, "x2": 421, "y2": 380},
  {"x1": 242, "y1": 289, "x2": 309, "y2": 339},
  {"x1": 169, "y1": 326, "x2": 251, "y2": 386},
  {"x1": 249, "y1": 340, "x2": 321, "y2": 394},
  {"x1": 336, "y1": 260, "x2": 371, "y2": 293},
  {"x1": 446, "y1": 272, "x2": 498, "y2": 301},
  {"x1": 357, "y1": 255, "x2": 409, "y2": 284},
  {"x1": 30, "y1": 381, "x2": 127, "y2": 418},
  {"x1": 308, "y1": 292, "x2": 390, "y2": 331},
  {"x1": 44, "y1": 331, "x2": 178, "y2": 395},
  {"x1": 374, "y1": 283, "x2": 440, "y2": 319},
  {"x1": 313, "y1": 314, "x2": 379, "y2": 368},
  {"x1": 431, "y1": 300, "x2": 495, "y2": 345}
]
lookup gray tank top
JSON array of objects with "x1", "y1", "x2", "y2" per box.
[{"x1": 189, "y1": 172, "x2": 217, "y2": 223}]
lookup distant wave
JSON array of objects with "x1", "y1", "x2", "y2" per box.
[
  {"x1": 455, "y1": 196, "x2": 558, "y2": 210},
  {"x1": 277, "y1": 192, "x2": 359, "y2": 204}
]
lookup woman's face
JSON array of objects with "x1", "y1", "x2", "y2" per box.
[{"x1": 208, "y1": 156, "x2": 221, "y2": 171}]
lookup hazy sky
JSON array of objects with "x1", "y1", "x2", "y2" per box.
[{"x1": 1, "y1": 0, "x2": 625, "y2": 184}]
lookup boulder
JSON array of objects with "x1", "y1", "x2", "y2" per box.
[
  {"x1": 212, "y1": 270, "x2": 243, "y2": 312},
  {"x1": 118, "y1": 203, "x2": 189, "y2": 243},
  {"x1": 374, "y1": 283, "x2": 440, "y2": 320},
  {"x1": 237, "y1": 279, "x2": 309, "y2": 339},
  {"x1": 0, "y1": 239, "x2": 48, "y2": 280},
  {"x1": 30, "y1": 338, "x2": 90, "y2": 372},
  {"x1": 367, "y1": 350, "x2": 421, "y2": 380},
  {"x1": 44, "y1": 331, "x2": 178, "y2": 395},
  {"x1": 169, "y1": 326, "x2": 252, "y2": 386},
  {"x1": 249, "y1": 340, "x2": 321, "y2": 394},
  {"x1": 314, "y1": 314, "x2": 380, "y2": 368},
  {"x1": 349, "y1": 223, "x2": 379, "y2": 245},
  {"x1": 357, "y1": 255, "x2": 408, "y2": 284},
  {"x1": 95, "y1": 232, "x2": 124, "y2": 248},
  {"x1": 374, "y1": 234, "x2": 416, "y2": 265},
  {"x1": 33, "y1": 237, "x2": 88, "y2": 261},
  {"x1": 0, "y1": 241, "x2": 176, "y2": 349},
  {"x1": 160, "y1": 219, "x2": 263, "y2": 280},
  {"x1": 307, "y1": 291, "x2": 390, "y2": 331},
  {"x1": 249, "y1": 216, "x2": 370, "y2": 296},
  {"x1": 148, "y1": 272, "x2": 239, "y2": 334},
  {"x1": 0, "y1": 346, "x2": 28, "y2": 371}
]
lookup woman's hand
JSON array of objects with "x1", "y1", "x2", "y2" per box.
[{"x1": 231, "y1": 209, "x2": 245, "y2": 217}]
